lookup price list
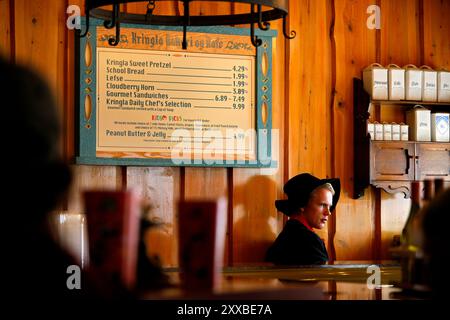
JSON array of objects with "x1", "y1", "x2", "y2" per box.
[{"x1": 96, "y1": 47, "x2": 255, "y2": 159}]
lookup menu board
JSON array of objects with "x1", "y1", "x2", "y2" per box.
[
  {"x1": 97, "y1": 47, "x2": 255, "y2": 160},
  {"x1": 77, "y1": 21, "x2": 275, "y2": 167}
]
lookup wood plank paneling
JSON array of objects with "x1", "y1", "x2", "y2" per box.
[
  {"x1": 423, "y1": 0, "x2": 450, "y2": 69},
  {"x1": 380, "y1": 0, "x2": 421, "y2": 67},
  {"x1": 288, "y1": 1, "x2": 333, "y2": 252},
  {"x1": 380, "y1": 192, "x2": 410, "y2": 258},
  {"x1": 333, "y1": 0, "x2": 377, "y2": 260},
  {"x1": 288, "y1": 0, "x2": 332, "y2": 178},
  {"x1": 67, "y1": 165, "x2": 122, "y2": 214},
  {"x1": 14, "y1": 0, "x2": 67, "y2": 161},
  {"x1": 126, "y1": 1, "x2": 177, "y2": 15},
  {"x1": 3, "y1": 0, "x2": 449, "y2": 268},
  {"x1": 376, "y1": 0, "x2": 450, "y2": 260},
  {"x1": 188, "y1": 0, "x2": 232, "y2": 16},
  {"x1": 14, "y1": 0, "x2": 66, "y2": 100},
  {"x1": 184, "y1": 167, "x2": 228, "y2": 199},
  {"x1": 288, "y1": 0, "x2": 333, "y2": 247},
  {"x1": 229, "y1": 2, "x2": 286, "y2": 264},
  {"x1": 232, "y1": 171, "x2": 279, "y2": 264},
  {"x1": 127, "y1": 167, "x2": 180, "y2": 267},
  {"x1": 0, "y1": 0, "x2": 11, "y2": 59},
  {"x1": 378, "y1": 0, "x2": 422, "y2": 259},
  {"x1": 14, "y1": 0, "x2": 67, "y2": 170},
  {"x1": 379, "y1": 0, "x2": 421, "y2": 126}
]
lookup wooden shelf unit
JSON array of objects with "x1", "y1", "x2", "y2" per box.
[{"x1": 353, "y1": 78, "x2": 450, "y2": 199}]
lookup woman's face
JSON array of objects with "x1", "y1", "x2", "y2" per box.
[{"x1": 300, "y1": 188, "x2": 333, "y2": 229}]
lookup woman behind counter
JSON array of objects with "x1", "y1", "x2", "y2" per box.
[{"x1": 265, "y1": 173, "x2": 340, "y2": 265}]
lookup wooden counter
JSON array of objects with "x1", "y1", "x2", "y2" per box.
[{"x1": 142, "y1": 261, "x2": 406, "y2": 300}]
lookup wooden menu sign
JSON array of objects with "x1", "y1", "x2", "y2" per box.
[{"x1": 76, "y1": 19, "x2": 276, "y2": 167}]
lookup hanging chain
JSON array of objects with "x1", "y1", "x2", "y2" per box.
[{"x1": 146, "y1": 1, "x2": 156, "y2": 22}]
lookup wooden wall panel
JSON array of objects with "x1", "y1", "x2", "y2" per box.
[
  {"x1": 333, "y1": 0, "x2": 378, "y2": 260},
  {"x1": 184, "y1": 167, "x2": 228, "y2": 199},
  {"x1": 12, "y1": 0, "x2": 73, "y2": 214},
  {"x1": 189, "y1": 0, "x2": 232, "y2": 15},
  {"x1": 3, "y1": 0, "x2": 449, "y2": 268},
  {"x1": 232, "y1": 170, "x2": 279, "y2": 264},
  {"x1": 229, "y1": 3, "x2": 286, "y2": 264},
  {"x1": 14, "y1": 0, "x2": 67, "y2": 159},
  {"x1": 14, "y1": 0, "x2": 66, "y2": 102},
  {"x1": 288, "y1": 0, "x2": 332, "y2": 178},
  {"x1": 287, "y1": 0, "x2": 333, "y2": 247},
  {"x1": 203, "y1": 2, "x2": 283, "y2": 264},
  {"x1": 379, "y1": 105, "x2": 408, "y2": 125},
  {"x1": 378, "y1": 0, "x2": 423, "y2": 259},
  {"x1": 423, "y1": 0, "x2": 450, "y2": 69},
  {"x1": 380, "y1": 0, "x2": 421, "y2": 67},
  {"x1": 379, "y1": 0, "x2": 421, "y2": 123},
  {"x1": 380, "y1": 192, "x2": 410, "y2": 258},
  {"x1": 126, "y1": 1, "x2": 177, "y2": 15},
  {"x1": 127, "y1": 167, "x2": 180, "y2": 267},
  {"x1": 0, "y1": 0, "x2": 11, "y2": 59},
  {"x1": 67, "y1": 165, "x2": 122, "y2": 214}
]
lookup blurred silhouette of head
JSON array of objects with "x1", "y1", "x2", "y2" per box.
[
  {"x1": 0, "y1": 57, "x2": 79, "y2": 298},
  {"x1": 0, "y1": 58, "x2": 71, "y2": 225}
]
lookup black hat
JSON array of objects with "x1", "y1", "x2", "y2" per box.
[{"x1": 275, "y1": 173, "x2": 341, "y2": 216}]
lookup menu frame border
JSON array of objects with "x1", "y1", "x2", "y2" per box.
[{"x1": 75, "y1": 18, "x2": 277, "y2": 168}]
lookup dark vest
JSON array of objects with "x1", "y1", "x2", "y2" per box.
[{"x1": 265, "y1": 219, "x2": 328, "y2": 265}]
